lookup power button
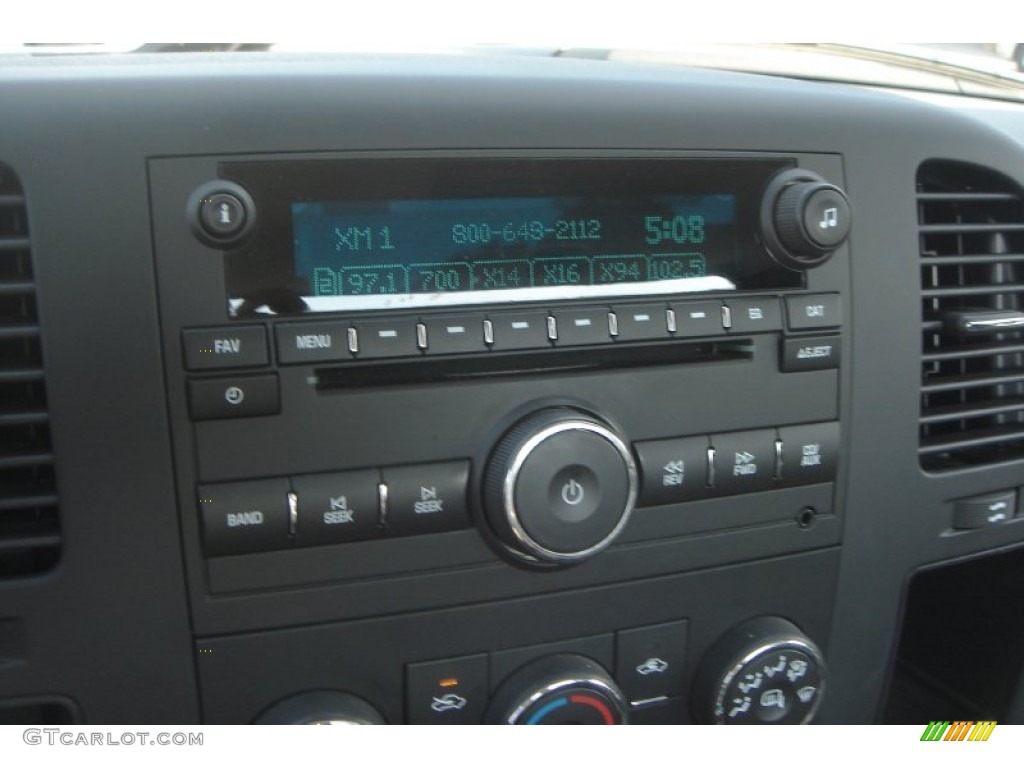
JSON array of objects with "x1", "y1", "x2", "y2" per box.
[
  {"x1": 484, "y1": 409, "x2": 638, "y2": 565},
  {"x1": 561, "y1": 478, "x2": 586, "y2": 506}
]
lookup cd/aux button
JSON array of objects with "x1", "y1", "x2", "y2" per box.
[{"x1": 778, "y1": 422, "x2": 839, "y2": 487}]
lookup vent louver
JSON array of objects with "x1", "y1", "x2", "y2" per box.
[
  {"x1": 0, "y1": 163, "x2": 60, "y2": 577},
  {"x1": 919, "y1": 160, "x2": 1024, "y2": 470}
]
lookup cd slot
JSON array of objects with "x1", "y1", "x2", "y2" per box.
[{"x1": 313, "y1": 338, "x2": 754, "y2": 390}]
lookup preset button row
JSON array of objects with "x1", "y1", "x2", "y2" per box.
[
  {"x1": 180, "y1": 295, "x2": 841, "y2": 371},
  {"x1": 270, "y1": 294, "x2": 841, "y2": 364},
  {"x1": 199, "y1": 460, "x2": 469, "y2": 557}
]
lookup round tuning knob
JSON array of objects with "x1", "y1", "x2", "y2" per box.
[
  {"x1": 693, "y1": 616, "x2": 826, "y2": 725},
  {"x1": 761, "y1": 169, "x2": 851, "y2": 269},
  {"x1": 253, "y1": 690, "x2": 385, "y2": 725},
  {"x1": 483, "y1": 408, "x2": 638, "y2": 566},
  {"x1": 487, "y1": 654, "x2": 628, "y2": 725}
]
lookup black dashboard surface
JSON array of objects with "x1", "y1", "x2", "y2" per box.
[{"x1": 1, "y1": 53, "x2": 1024, "y2": 725}]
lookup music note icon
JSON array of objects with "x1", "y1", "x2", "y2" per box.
[{"x1": 819, "y1": 207, "x2": 839, "y2": 229}]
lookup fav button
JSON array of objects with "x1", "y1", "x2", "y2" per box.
[{"x1": 182, "y1": 325, "x2": 268, "y2": 370}]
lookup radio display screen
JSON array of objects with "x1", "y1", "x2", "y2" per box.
[
  {"x1": 222, "y1": 157, "x2": 802, "y2": 317},
  {"x1": 291, "y1": 194, "x2": 736, "y2": 311}
]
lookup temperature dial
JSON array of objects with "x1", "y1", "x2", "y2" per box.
[
  {"x1": 253, "y1": 690, "x2": 385, "y2": 725},
  {"x1": 693, "y1": 616, "x2": 826, "y2": 725},
  {"x1": 487, "y1": 654, "x2": 628, "y2": 725},
  {"x1": 483, "y1": 408, "x2": 638, "y2": 566}
]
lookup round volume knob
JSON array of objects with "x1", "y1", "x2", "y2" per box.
[
  {"x1": 487, "y1": 654, "x2": 628, "y2": 725},
  {"x1": 693, "y1": 616, "x2": 826, "y2": 725},
  {"x1": 761, "y1": 169, "x2": 851, "y2": 269},
  {"x1": 483, "y1": 408, "x2": 638, "y2": 566}
]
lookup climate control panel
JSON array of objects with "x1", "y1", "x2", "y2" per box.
[{"x1": 243, "y1": 615, "x2": 825, "y2": 725}]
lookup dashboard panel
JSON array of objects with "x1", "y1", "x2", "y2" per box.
[{"x1": 1, "y1": 53, "x2": 1023, "y2": 725}]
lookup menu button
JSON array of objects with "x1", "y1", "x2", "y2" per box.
[{"x1": 276, "y1": 321, "x2": 352, "y2": 364}]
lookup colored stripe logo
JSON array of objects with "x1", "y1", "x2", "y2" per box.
[{"x1": 920, "y1": 721, "x2": 996, "y2": 741}]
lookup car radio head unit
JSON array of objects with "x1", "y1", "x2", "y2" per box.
[{"x1": 215, "y1": 158, "x2": 805, "y2": 318}]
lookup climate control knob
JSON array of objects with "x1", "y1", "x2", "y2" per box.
[
  {"x1": 761, "y1": 169, "x2": 851, "y2": 269},
  {"x1": 483, "y1": 409, "x2": 638, "y2": 565},
  {"x1": 253, "y1": 691, "x2": 385, "y2": 725},
  {"x1": 693, "y1": 616, "x2": 826, "y2": 725},
  {"x1": 487, "y1": 654, "x2": 628, "y2": 724}
]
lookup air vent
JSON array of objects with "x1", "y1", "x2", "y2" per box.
[
  {"x1": 0, "y1": 163, "x2": 60, "y2": 576},
  {"x1": 919, "y1": 160, "x2": 1024, "y2": 470}
]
